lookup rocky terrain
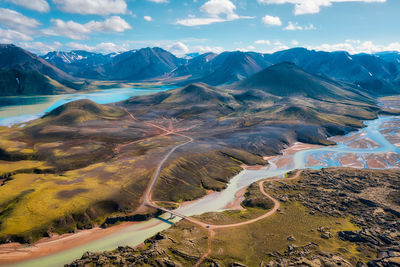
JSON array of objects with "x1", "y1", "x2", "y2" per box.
[
  {"x1": 264, "y1": 168, "x2": 400, "y2": 266},
  {"x1": 68, "y1": 168, "x2": 400, "y2": 267}
]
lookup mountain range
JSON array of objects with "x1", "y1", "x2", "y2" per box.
[
  {"x1": 40, "y1": 46, "x2": 400, "y2": 94},
  {"x1": 1, "y1": 43, "x2": 400, "y2": 95}
]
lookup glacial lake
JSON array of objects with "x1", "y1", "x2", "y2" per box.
[{"x1": 0, "y1": 85, "x2": 175, "y2": 126}]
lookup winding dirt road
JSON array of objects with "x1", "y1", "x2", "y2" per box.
[
  {"x1": 118, "y1": 110, "x2": 304, "y2": 266},
  {"x1": 121, "y1": 109, "x2": 195, "y2": 212},
  {"x1": 193, "y1": 170, "x2": 303, "y2": 266}
]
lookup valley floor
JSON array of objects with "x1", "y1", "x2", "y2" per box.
[{"x1": 0, "y1": 92, "x2": 399, "y2": 266}]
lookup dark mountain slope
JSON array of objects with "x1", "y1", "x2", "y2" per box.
[
  {"x1": 199, "y1": 51, "x2": 272, "y2": 85},
  {"x1": 103, "y1": 47, "x2": 185, "y2": 81},
  {"x1": 234, "y1": 62, "x2": 375, "y2": 104},
  {"x1": 0, "y1": 44, "x2": 82, "y2": 95},
  {"x1": 42, "y1": 50, "x2": 115, "y2": 78},
  {"x1": 0, "y1": 44, "x2": 74, "y2": 81},
  {"x1": 266, "y1": 48, "x2": 400, "y2": 95},
  {"x1": 173, "y1": 52, "x2": 217, "y2": 78}
]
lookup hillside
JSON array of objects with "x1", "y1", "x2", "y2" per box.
[
  {"x1": 234, "y1": 62, "x2": 375, "y2": 104},
  {"x1": 42, "y1": 50, "x2": 115, "y2": 78},
  {"x1": 0, "y1": 44, "x2": 83, "y2": 95},
  {"x1": 103, "y1": 47, "x2": 185, "y2": 81},
  {"x1": 0, "y1": 77, "x2": 383, "y2": 245},
  {"x1": 199, "y1": 51, "x2": 272, "y2": 85},
  {"x1": 173, "y1": 51, "x2": 272, "y2": 86}
]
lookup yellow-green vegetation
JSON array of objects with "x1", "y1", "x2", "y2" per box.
[
  {"x1": 27, "y1": 99, "x2": 127, "y2": 127},
  {"x1": 209, "y1": 202, "x2": 361, "y2": 265},
  {"x1": 194, "y1": 207, "x2": 267, "y2": 225},
  {"x1": 0, "y1": 160, "x2": 51, "y2": 176},
  {"x1": 0, "y1": 158, "x2": 152, "y2": 242},
  {"x1": 0, "y1": 126, "x2": 187, "y2": 243},
  {"x1": 193, "y1": 182, "x2": 274, "y2": 225}
]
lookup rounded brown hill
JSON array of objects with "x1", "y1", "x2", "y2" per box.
[{"x1": 40, "y1": 99, "x2": 127, "y2": 125}]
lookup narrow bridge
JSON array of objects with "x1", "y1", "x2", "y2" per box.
[{"x1": 152, "y1": 205, "x2": 188, "y2": 220}]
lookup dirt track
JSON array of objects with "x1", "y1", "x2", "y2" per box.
[{"x1": 193, "y1": 170, "x2": 302, "y2": 266}]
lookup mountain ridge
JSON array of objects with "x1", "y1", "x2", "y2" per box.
[{"x1": 2, "y1": 43, "x2": 400, "y2": 96}]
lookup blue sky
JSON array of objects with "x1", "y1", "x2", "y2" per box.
[{"x1": 0, "y1": 0, "x2": 399, "y2": 55}]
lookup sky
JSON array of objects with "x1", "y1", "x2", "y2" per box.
[{"x1": 0, "y1": 0, "x2": 399, "y2": 56}]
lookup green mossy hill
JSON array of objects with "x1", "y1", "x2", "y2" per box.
[
  {"x1": 153, "y1": 149, "x2": 266, "y2": 202},
  {"x1": 127, "y1": 82, "x2": 236, "y2": 107},
  {"x1": 242, "y1": 183, "x2": 274, "y2": 210},
  {"x1": 39, "y1": 99, "x2": 127, "y2": 125}
]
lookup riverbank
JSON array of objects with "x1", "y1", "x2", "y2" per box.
[
  {"x1": 0, "y1": 85, "x2": 174, "y2": 126},
  {"x1": 1, "y1": 100, "x2": 399, "y2": 266},
  {"x1": 0, "y1": 139, "x2": 328, "y2": 266}
]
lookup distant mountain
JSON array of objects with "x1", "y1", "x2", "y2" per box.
[
  {"x1": 198, "y1": 51, "x2": 272, "y2": 85},
  {"x1": 103, "y1": 47, "x2": 185, "y2": 81},
  {"x1": 173, "y1": 52, "x2": 217, "y2": 78},
  {"x1": 41, "y1": 47, "x2": 185, "y2": 81},
  {"x1": 266, "y1": 48, "x2": 400, "y2": 95},
  {"x1": 42, "y1": 50, "x2": 115, "y2": 77},
  {"x1": 234, "y1": 62, "x2": 375, "y2": 104},
  {"x1": 375, "y1": 51, "x2": 400, "y2": 63},
  {"x1": 184, "y1": 52, "x2": 201, "y2": 59},
  {"x1": 174, "y1": 51, "x2": 272, "y2": 86},
  {"x1": 32, "y1": 45, "x2": 400, "y2": 95},
  {"x1": 0, "y1": 44, "x2": 82, "y2": 95}
]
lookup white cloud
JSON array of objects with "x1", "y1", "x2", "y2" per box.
[
  {"x1": 44, "y1": 19, "x2": 91, "y2": 40},
  {"x1": 257, "y1": 0, "x2": 386, "y2": 15},
  {"x1": 176, "y1": 17, "x2": 227, "y2": 26},
  {"x1": 144, "y1": 16, "x2": 153, "y2": 21},
  {"x1": 284, "y1": 21, "x2": 315, "y2": 30},
  {"x1": 291, "y1": 40, "x2": 299, "y2": 45},
  {"x1": 192, "y1": 45, "x2": 224, "y2": 54},
  {"x1": 0, "y1": 28, "x2": 33, "y2": 43},
  {"x1": 176, "y1": 0, "x2": 253, "y2": 26},
  {"x1": 53, "y1": 0, "x2": 127, "y2": 15},
  {"x1": 167, "y1": 42, "x2": 190, "y2": 56},
  {"x1": 0, "y1": 8, "x2": 40, "y2": 33},
  {"x1": 261, "y1": 15, "x2": 282, "y2": 26},
  {"x1": 308, "y1": 40, "x2": 400, "y2": 54},
  {"x1": 66, "y1": 42, "x2": 129, "y2": 53},
  {"x1": 6, "y1": 0, "x2": 50, "y2": 12},
  {"x1": 200, "y1": 0, "x2": 238, "y2": 20},
  {"x1": 18, "y1": 41, "x2": 61, "y2": 54},
  {"x1": 86, "y1": 16, "x2": 131, "y2": 32},
  {"x1": 284, "y1": 21, "x2": 302, "y2": 30},
  {"x1": 255, "y1": 40, "x2": 271, "y2": 45},
  {"x1": 235, "y1": 45, "x2": 259, "y2": 52},
  {"x1": 44, "y1": 16, "x2": 131, "y2": 40}
]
